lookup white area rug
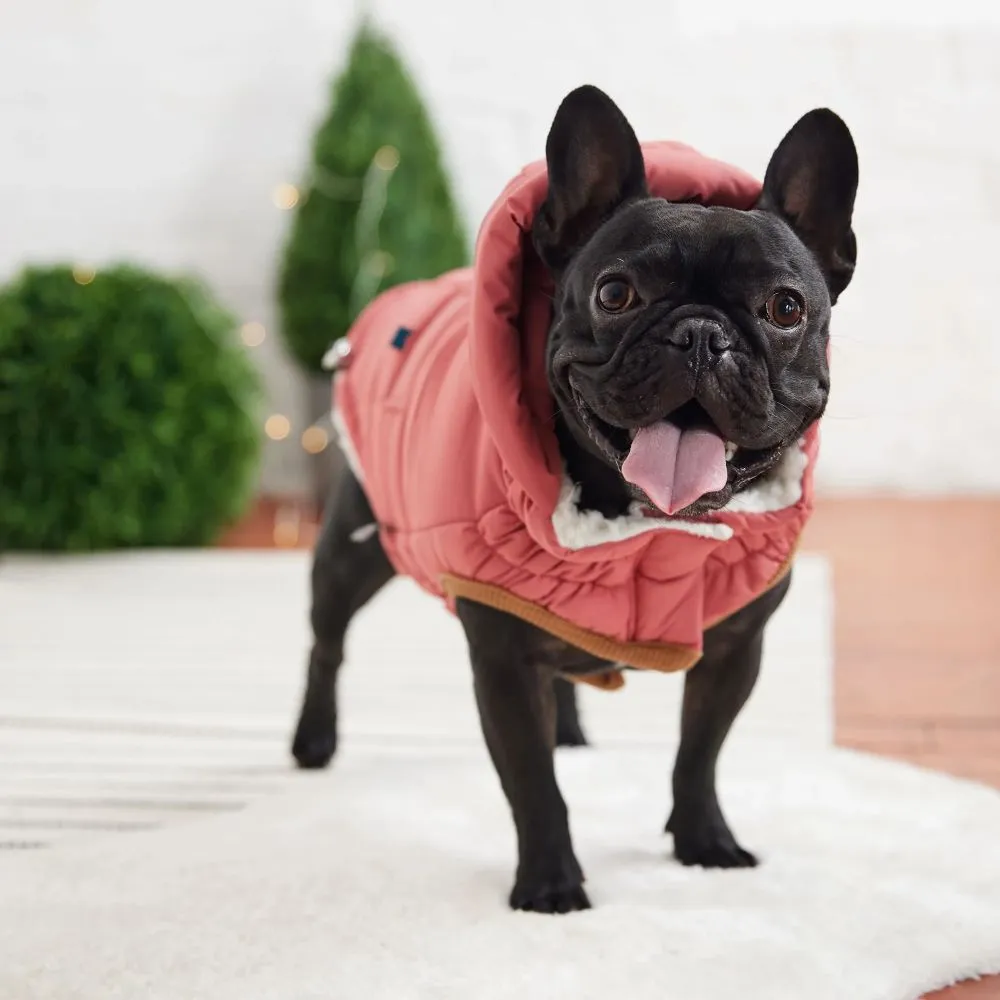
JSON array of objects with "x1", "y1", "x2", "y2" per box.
[{"x1": 1, "y1": 552, "x2": 999, "y2": 1000}]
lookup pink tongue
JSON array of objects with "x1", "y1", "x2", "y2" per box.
[{"x1": 621, "y1": 421, "x2": 728, "y2": 515}]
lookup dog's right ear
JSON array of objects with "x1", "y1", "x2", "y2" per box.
[
  {"x1": 757, "y1": 109, "x2": 859, "y2": 303},
  {"x1": 532, "y1": 86, "x2": 648, "y2": 273}
]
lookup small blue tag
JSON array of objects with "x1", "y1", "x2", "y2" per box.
[{"x1": 390, "y1": 326, "x2": 412, "y2": 350}]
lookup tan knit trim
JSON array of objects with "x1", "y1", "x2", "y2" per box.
[
  {"x1": 440, "y1": 543, "x2": 798, "y2": 693},
  {"x1": 440, "y1": 575, "x2": 699, "y2": 691}
]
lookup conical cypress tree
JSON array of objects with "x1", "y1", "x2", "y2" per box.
[{"x1": 278, "y1": 23, "x2": 468, "y2": 375}]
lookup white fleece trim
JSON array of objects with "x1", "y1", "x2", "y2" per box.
[
  {"x1": 551, "y1": 440, "x2": 808, "y2": 550},
  {"x1": 552, "y1": 483, "x2": 734, "y2": 545},
  {"x1": 722, "y1": 440, "x2": 808, "y2": 513},
  {"x1": 330, "y1": 375, "x2": 365, "y2": 485},
  {"x1": 349, "y1": 522, "x2": 379, "y2": 543}
]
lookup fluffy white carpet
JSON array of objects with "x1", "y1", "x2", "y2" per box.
[{"x1": 1, "y1": 552, "x2": 998, "y2": 1000}]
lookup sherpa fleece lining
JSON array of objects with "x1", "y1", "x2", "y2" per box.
[{"x1": 550, "y1": 440, "x2": 808, "y2": 548}]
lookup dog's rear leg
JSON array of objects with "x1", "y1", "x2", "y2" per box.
[
  {"x1": 553, "y1": 678, "x2": 588, "y2": 747},
  {"x1": 291, "y1": 470, "x2": 394, "y2": 769}
]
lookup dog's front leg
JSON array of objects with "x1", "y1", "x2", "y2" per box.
[
  {"x1": 666, "y1": 572, "x2": 793, "y2": 868},
  {"x1": 457, "y1": 599, "x2": 590, "y2": 913}
]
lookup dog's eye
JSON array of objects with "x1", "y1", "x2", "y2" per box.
[
  {"x1": 764, "y1": 290, "x2": 805, "y2": 329},
  {"x1": 596, "y1": 279, "x2": 637, "y2": 313}
]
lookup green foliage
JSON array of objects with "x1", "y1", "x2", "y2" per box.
[
  {"x1": 0, "y1": 265, "x2": 262, "y2": 551},
  {"x1": 279, "y1": 22, "x2": 468, "y2": 374}
]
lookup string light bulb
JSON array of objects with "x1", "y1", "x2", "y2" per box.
[
  {"x1": 73, "y1": 265, "x2": 96, "y2": 286},
  {"x1": 264, "y1": 414, "x2": 291, "y2": 441},
  {"x1": 301, "y1": 426, "x2": 329, "y2": 454},
  {"x1": 240, "y1": 321, "x2": 266, "y2": 347},
  {"x1": 273, "y1": 504, "x2": 301, "y2": 547},
  {"x1": 374, "y1": 145, "x2": 400, "y2": 171},
  {"x1": 272, "y1": 183, "x2": 300, "y2": 210}
]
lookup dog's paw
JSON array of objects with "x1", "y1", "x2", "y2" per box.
[
  {"x1": 291, "y1": 706, "x2": 337, "y2": 770},
  {"x1": 673, "y1": 834, "x2": 758, "y2": 869},
  {"x1": 509, "y1": 854, "x2": 590, "y2": 914},
  {"x1": 292, "y1": 731, "x2": 336, "y2": 770},
  {"x1": 509, "y1": 878, "x2": 591, "y2": 914},
  {"x1": 665, "y1": 810, "x2": 759, "y2": 869}
]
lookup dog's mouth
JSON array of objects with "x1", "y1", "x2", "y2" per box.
[{"x1": 572, "y1": 395, "x2": 784, "y2": 517}]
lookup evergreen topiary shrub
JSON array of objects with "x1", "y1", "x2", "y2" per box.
[
  {"x1": 278, "y1": 22, "x2": 468, "y2": 375},
  {"x1": 0, "y1": 264, "x2": 262, "y2": 551}
]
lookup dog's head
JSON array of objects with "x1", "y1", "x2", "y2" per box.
[{"x1": 534, "y1": 86, "x2": 858, "y2": 517}]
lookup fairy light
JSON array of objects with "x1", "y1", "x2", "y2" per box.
[
  {"x1": 301, "y1": 426, "x2": 329, "y2": 454},
  {"x1": 240, "y1": 321, "x2": 266, "y2": 347},
  {"x1": 373, "y1": 144, "x2": 400, "y2": 171},
  {"x1": 272, "y1": 183, "x2": 300, "y2": 210},
  {"x1": 264, "y1": 414, "x2": 291, "y2": 441},
  {"x1": 73, "y1": 265, "x2": 96, "y2": 286},
  {"x1": 273, "y1": 504, "x2": 301, "y2": 547}
]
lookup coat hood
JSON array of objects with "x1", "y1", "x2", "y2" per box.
[{"x1": 467, "y1": 142, "x2": 816, "y2": 558}]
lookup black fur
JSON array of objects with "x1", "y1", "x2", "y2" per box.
[{"x1": 292, "y1": 85, "x2": 858, "y2": 913}]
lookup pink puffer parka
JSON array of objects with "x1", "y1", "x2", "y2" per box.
[{"x1": 331, "y1": 142, "x2": 818, "y2": 690}]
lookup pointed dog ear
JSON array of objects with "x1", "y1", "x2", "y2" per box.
[
  {"x1": 757, "y1": 108, "x2": 859, "y2": 302},
  {"x1": 532, "y1": 85, "x2": 648, "y2": 273}
]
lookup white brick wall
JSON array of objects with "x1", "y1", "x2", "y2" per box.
[{"x1": 2, "y1": 0, "x2": 999, "y2": 495}]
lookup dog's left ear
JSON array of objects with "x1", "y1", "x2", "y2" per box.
[
  {"x1": 758, "y1": 109, "x2": 859, "y2": 303},
  {"x1": 533, "y1": 85, "x2": 648, "y2": 273}
]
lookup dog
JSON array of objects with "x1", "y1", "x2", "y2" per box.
[{"x1": 292, "y1": 85, "x2": 858, "y2": 914}]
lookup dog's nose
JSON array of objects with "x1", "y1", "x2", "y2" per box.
[{"x1": 665, "y1": 317, "x2": 731, "y2": 357}]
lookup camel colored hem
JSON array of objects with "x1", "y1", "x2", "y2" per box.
[{"x1": 440, "y1": 550, "x2": 796, "y2": 692}]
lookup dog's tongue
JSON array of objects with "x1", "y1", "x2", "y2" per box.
[{"x1": 622, "y1": 421, "x2": 728, "y2": 515}]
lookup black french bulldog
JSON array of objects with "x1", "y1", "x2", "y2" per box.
[{"x1": 292, "y1": 86, "x2": 858, "y2": 913}]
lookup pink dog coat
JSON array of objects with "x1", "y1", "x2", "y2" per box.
[{"x1": 332, "y1": 142, "x2": 818, "y2": 690}]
